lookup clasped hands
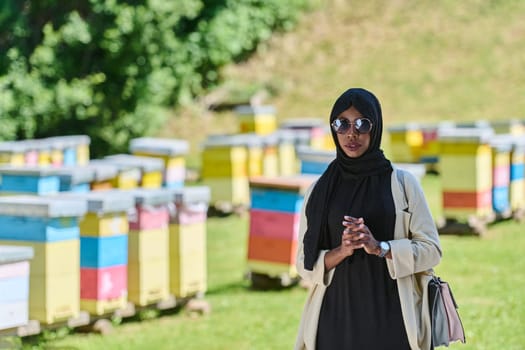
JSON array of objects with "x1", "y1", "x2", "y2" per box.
[{"x1": 340, "y1": 215, "x2": 379, "y2": 257}]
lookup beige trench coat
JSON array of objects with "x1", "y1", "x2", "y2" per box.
[{"x1": 294, "y1": 167, "x2": 442, "y2": 350}]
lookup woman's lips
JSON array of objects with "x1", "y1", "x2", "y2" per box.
[{"x1": 344, "y1": 142, "x2": 361, "y2": 151}]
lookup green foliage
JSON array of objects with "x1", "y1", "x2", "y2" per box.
[{"x1": 0, "y1": 0, "x2": 312, "y2": 157}]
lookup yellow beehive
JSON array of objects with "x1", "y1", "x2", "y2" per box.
[
  {"x1": 0, "y1": 142, "x2": 26, "y2": 166},
  {"x1": 261, "y1": 134, "x2": 279, "y2": 177},
  {"x1": 80, "y1": 213, "x2": 129, "y2": 237},
  {"x1": 169, "y1": 223, "x2": 207, "y2": 298},
  {"x1": 129, "y1": 137, "x2": 189, "y2": 189},
  {"x1": 105, "y1": 154, "x2": 164, "y2": 189},
  {"x1": 275, "y1": 130, "x2": 298, "y2": 176},
  {"x1": 128, "y1": 228, "x2": 170, "y2": 306},
  {"x1": 387, "y1": 123, "x2": 424, "y2": 163},
  {"x1": 201, "y1": 137, "x2": 247, "y2": 178},
  {"x1": 235, "y1": 105, "x2": 277, "y2": 135},
  {"x1": 1, "y1": 239, "x2": 80, "y2": 325},
  {"x1": 201, "y1": 136, "x2": 250, "y2": 206},
  {"x1": 439, "y1": 128, "x2": 494, "y2": 220}
]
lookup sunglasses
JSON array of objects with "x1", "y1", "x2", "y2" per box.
[{"x1": 331, "y1": 117, "x2": 373, "y2": 134}]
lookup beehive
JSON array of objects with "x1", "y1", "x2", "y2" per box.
[
  {"x1": 168, "y1": 186, "x2": 210, "y2": 298},
  {"x1": 235, "y1": 105, "x2": 277, "y2": 135},
  {"x1": 129, "y1": 137, "x2": 189, "y2": 189},
  {"x1": 201, "y1": 135, "x2": 249, "y2": 207},
  {"x1": 438, "y1": 127, "x2": 494, "y2": 221},
  {"x1": 105, "y1": 154, "x2": 165, "y2": 189},
  {"x1": 62, "y1": 191, "x2": 134, "y2": 315},
  {"x1": 247, "y1": 175, "x2": 317, "y2": 278},
  {"x1": 295, "y1": 146, "x2": 335, "y2": 175},
  {"x1": 0, "y1": 196, "x2": 86, "y2": 324},
  {"x1": 126, "y1": 189, "x2": 171, "y2": 306},
  {"x1": 0, "y1": 245, "x2": 34, "y2": 331},
  {"x1": 0, "y1": 166, "x2": 61, "y2": 195}
]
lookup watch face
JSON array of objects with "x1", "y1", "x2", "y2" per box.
[{"x1": 380, "y1": 241, "x2": 389, "y2": 250}]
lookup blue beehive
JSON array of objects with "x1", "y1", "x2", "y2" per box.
[
  {"x1": 0, "y1": 196, "x2": 86, "y2": 242},
  {"x1": 0, "y1": 166, "x2": 61, "y2": 195}
]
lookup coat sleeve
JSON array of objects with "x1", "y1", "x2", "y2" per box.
[
  {"x1": 295, "y1": 183, "x2": 335, "y2": 287},
  {"x1": 386, "y1": 169, "x2": 442, "y2": 279}
]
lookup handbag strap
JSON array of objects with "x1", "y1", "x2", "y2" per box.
[{"x1": 396, "y1": 168, "x2": 409, "y2": 210}]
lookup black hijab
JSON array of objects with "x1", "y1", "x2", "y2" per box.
[{"x1": 303, "y1": 88, "x2": 392, "y2": 270}]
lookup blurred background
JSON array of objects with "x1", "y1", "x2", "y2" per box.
[{"x1": 0, "y1": 0, "x2": 524, "y2": 349}]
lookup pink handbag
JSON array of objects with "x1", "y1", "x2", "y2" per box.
[{"x1": 428, "y1": 276, "x2": 466, "y2": 347}]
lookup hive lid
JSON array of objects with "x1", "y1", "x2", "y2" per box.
[
  {"x1": 60, "y1": 190, "x2": 135, "y2": 213},
  {"x1": 0, "y1": 166, "x2": 62, "y2": 176},
  {"x1": 129, "y1": 137, "x2": 189, "y2": 156},
  {"x1": 438, "y1": 127, "x2": 494, "y2": 143},
  {"x1": 0, "y1": 141, "x2": 27, "y2": 153},
  {"x1": 169, "y1": 186, "x2": 211, "y2": 204},
  {"x1": 249, "y1": 175, "x2": 318, "y2": 193},
  {"x1": 104, "y1": 154, "x2": 165, "y2": 172},
  {"x1": 0, "y1": 245, "x2": 34, "y2": 264},
  {"x1": 0, "y1": 195, "x2": 87, "y2": 217},
  {"x1": 234, "y1": 105, "x2": 276, "y2": 115},
  {"x1": 85, "y1": 161, "x2": 119, "y2": 181},
  {"x1": 55, "y1": 166, "x2": 96, "y2": 184},
  {"x1": 123, "y1": 188, "x2": 173, "y2": 206},
  {"x1": 295, "y1": 145, "x2": 336, "y2": 162}
]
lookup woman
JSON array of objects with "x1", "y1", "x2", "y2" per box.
[{"x1": 294, "y1": 88, "x2": 442, "y2": 350}]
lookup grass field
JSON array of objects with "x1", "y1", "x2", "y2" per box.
[{"x1": 4, "y1": 0, "x2": 525, "y2": 349}]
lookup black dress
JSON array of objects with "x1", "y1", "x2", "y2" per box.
[{"x1": 315, "y1": 171, "x2": 411, "y2": 350}]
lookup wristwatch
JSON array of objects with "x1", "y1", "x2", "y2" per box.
[{"x1": 378, "y1": 241, "x2": 391, "y2": 258}]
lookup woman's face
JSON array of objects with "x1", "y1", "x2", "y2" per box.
[{"x1": 334, "y1": 106, "x2": 371, "y2": 158}]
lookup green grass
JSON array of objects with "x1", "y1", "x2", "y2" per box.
[{"x1": 12, "y1": 176, "x2": 525, "y2": 350}]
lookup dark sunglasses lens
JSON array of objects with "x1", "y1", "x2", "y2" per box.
[
  {"x1": 356, "y1": 118, "x2": 372, "y2": 133},
  {"x1": 332, "y1": 119, "x2": 350, "y2": 133}
]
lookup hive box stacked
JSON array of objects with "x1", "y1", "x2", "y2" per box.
[
  {"x1": 64, "y1": 191, "x2": 134, "y2": 316},
  {"x1": 46, "y1": 135, "x2": 91, "y2": 167},
  {"x1": 201, "y1": 136, "x2": 250, "y2": 208},
  {"x1": 295, "y1": 146, "x2": 335, "y2": 175},
  {"x1": 129, "y1": 137, "x2": 189, "y2": 189},
  {"x1": 0, "y1": 245, "x2": 34, "y2": 331},
  {"x1": 260, "y1": 134, "x2": 279, "y2": 177},
  {"x1": 126, "y1": 189, "x2": 171, "y2": 306},
  {"x1": 439, "y1": 128, "x2": 494, "y2": 222},
  {"x1": 105, "y1": 154, "x2": 165, "y2": 189},
  {"x1": 168, "y1": 186, "x2": 210, "y2": 298},
  {"x1": 86, "y1": 161, "x2": 119, "y2": 191},
  {"x1": 235, "y1": 105, "x2": 277, "y2": 135},
  {"x1": 89, "y1": 159, "x2": 141, "y2": 190},
  {"x1": 0, "y1": 196, "x2": 86, "y2": 324},
  {"x1": 274, "y1": 129, "x2": 298, "y2": 176},
  {"x1": 387, "y1": 123, "x2": 424, "y2": 163},
  {"x1": 55, "y1": 166, "x2": 96, "y2": 193},
  {"x1": 0, "y1": 142, "x2": 26, "y2": 166},
  {"x1": 247, "y1": 176, "x2": 317, "y2": 279},
  {"x1": 0, "y1": 167, "x2": 61, "y2": 196}
]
